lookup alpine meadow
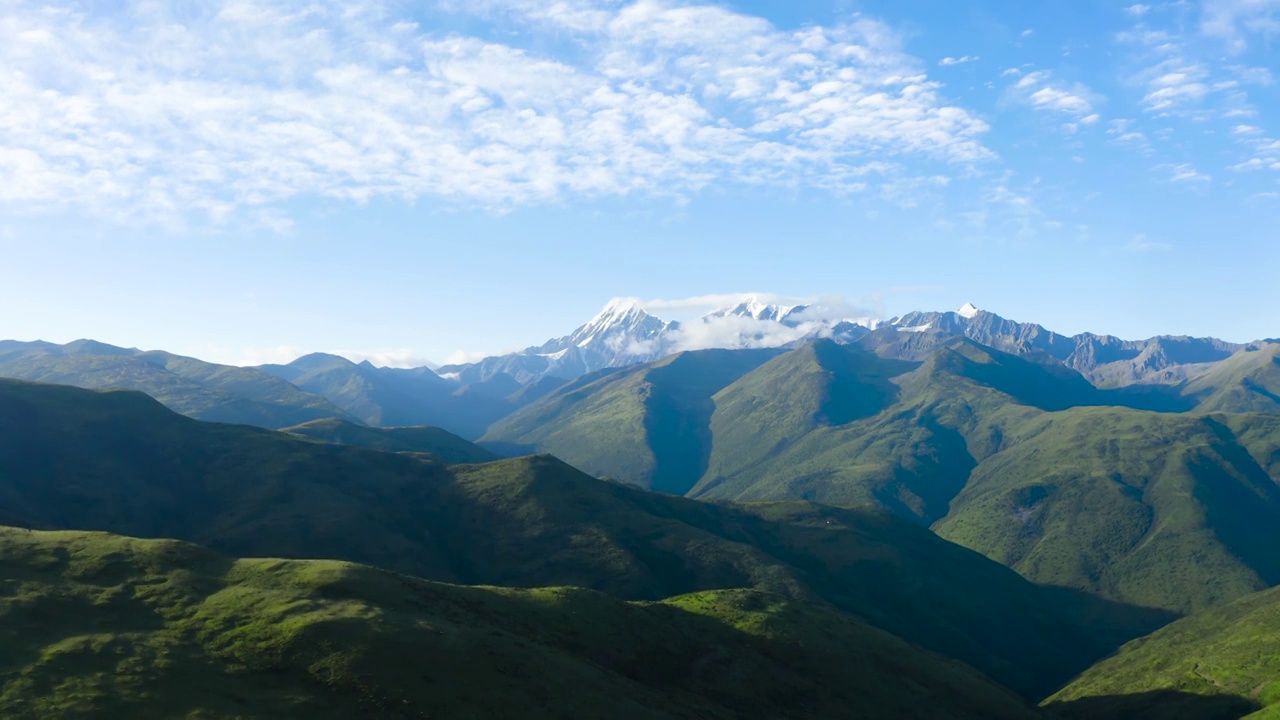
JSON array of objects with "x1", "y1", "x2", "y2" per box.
[{"x1": 3, "y1": 0, "x2": 1280, "y2": 718}]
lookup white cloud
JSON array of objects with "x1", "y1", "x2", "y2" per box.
[
  {"x1": 0, "y1": 0, "x2": 993, "y2": 222},
  {"x1": 939, "y1": 55, "x2": 979, "y2": 66},
  {"x1": 1008, "y1": 70, "x2": 1100, "y2": 120},
  {"x1": 1164, "y1": 163, "x2": 1212, "y2": 182},
  {"x1": 1125, "y1": 233, "x2": 1171, "y2": 252},
  {"x1": 1125, "y1": 4, "x2": 1152, "y2": 17},
  {"x1": 1141, "y1": 63, "x2": 1212, "y2": 111},
  {"x1": 660, "y1": 294, "x2": 879, "y2": 353},
  {"x1": 1202, "y1": 0, "x2": 1280, "y2": 52},
  {"x1": 444, "y1": 349, "x2": 499, "y2": 366}
]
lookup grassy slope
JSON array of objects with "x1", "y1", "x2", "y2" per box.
[
  {"x1": 933, "y1": 407, "x2": 1280, "y2": 614},
  {"x1": 1044, "y1": 584, "x2": 1280, "y2": 720},
  {"x1": 0, "y1": 378, "x2": 1124, "y2": 698},
  {"x1": 281, "y1": 417, "x2": 498, "y2": 464},
  {"x1": 1182, "y1": 343, "x2": 1280, "y2": 414},
  {"x1": 696, "y1": 340, "x2": 1280, "y2": 615},
  {"x1": 0, "y1": 529, "x2": 1040, "y2": 720},
  {"x1": 482, "y1": 349, "x2": 780, "y2": 494},
  {"x1": 0, "y1": 347, "x2": 346, "y2": 429}
]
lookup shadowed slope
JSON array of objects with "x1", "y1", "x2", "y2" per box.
[{"x1": 281, "y1": 417, "x2": 498, "y2": 464}]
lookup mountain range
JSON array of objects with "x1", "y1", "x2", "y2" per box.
[
  {"x1": 5, "y1": 291, "x2": 1280, "y2": 717},
  {"x1": 3, "y1": 298, "x2": 1269, "y2": 441}
]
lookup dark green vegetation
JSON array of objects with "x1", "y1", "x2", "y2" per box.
[
  {"x1": 482, "y1": 349, "x2": 781, "y2": 493},
  {"x1": 0, "y1": 378, "x2": 1149, "y2": 699},
  {"x1": 489, "y1": 337, "x2": 1280, "y2": 617},
  {"x1": 1045, "y1": 583, "x2": 1280, "y2": 719},
  {"x1": 282, "y1": 417, "x2": 498, "y2": 464},
  {"x1": 0, "y1": 529, "x2": 1041, "y2": 720},
  {"x1": 0, "y1": 340, "x2": 348, "y2": 428}
]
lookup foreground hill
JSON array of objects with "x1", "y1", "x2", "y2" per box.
[
  {"x1": 0, "y1": 378, "x2": 1145, "y2": 698},
  {"x1": 1044, "y1": 584, "x2": 1280, "y2": 719},
  {"x1": 281, "y1": 417, "x2": 498, "y2": 464},
  {"x1": 0, "y1": 340, "x2": 348, "y2": 428},
  {"x1": 0, "y1": 529, "x2": 1039, "y2": 720}
]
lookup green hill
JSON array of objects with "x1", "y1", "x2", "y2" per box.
[
  {"x1": 1044, "y1": 584, "x2": 1280, "y2": 719},
  {"x1": 482, "y1": 349, "x2": 781, "y2": 493},
  {"x1": 281, "y1": 417, "x2": 498, "y2": 464},
  {"x1": 684, "y1": 340, "x2": 1280, "y2": 615},
  {"x1": 0, "y1": 378, "x2": 1141, "y2": 698},
  {"x1": 1182, "y1": 343, "x2": 1280, "y2": 415},
  {"x1": 931, "y1": 407, "x2": 1280, "y2": 614},
  {"x1": 0, "y1": 528, "x2": 1041, "y2": 720},
  {"x1": 0, "y1": 341, "x2": 348, "y2": 428}
]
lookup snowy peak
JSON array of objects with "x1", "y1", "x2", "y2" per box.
[
  {"x1": 533, "y1": 299, "x2": 675, "y2": 363},
  {"x1": 957, "y1": 303, "x2": 981, "y2": 319},
  {"x1": 708, "y1": 296, "x2": 805, "y2": 325}
]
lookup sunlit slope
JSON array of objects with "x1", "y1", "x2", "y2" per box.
[
  {"x1": 482, "y1": 349, "x2": 780, "y2": 493},
  {"x1": 1045, "y1": 584, "x2": 1280, "y2": 720},
  {"x1": 695, "y1": 340, "x2": 1280, "y2": 614},
  {"x1": 1182, "y1": 343, "x2": 1280, "y2": 414},
  {"x1": 933, "y1": 407, "x2": 1280, "y2": 614},
  {"x1": 0, "y1": 529, "x2": 1040, "y2": 720}
]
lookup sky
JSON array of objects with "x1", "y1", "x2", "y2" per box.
[{"x1": 0, "y1": 0, "x2": 1277, "y2": 366}]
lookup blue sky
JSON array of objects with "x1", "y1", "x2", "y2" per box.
[{"x1": 0, "y1": 0, "x2": 1277, "y2": 365}]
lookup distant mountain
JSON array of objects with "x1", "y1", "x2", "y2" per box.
[
  {"x1": 0, "y1": 340, "x2": 349, "y2": 428},
  {"x1": 438, "y1": 296, "x2": 874, "y2": 386},
  {"x1": 876, "y1": 304, "x2": 1249, "y2": 388},
  {"x1": 0, "y1": 378, "x2": 1152, "y2": 698},
  {"x1": 257, "y1": 351, "x2": 515, "y2": 438},
  {"x1": 0, "y1": 529, "x2": 1042, "y2": 720}
]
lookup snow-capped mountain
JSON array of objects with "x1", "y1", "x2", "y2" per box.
[
  {"x1": 871, "y1": 303, "x2": 1248, "y2": 385},
  {"x1": 530, "y1": 299, "x2": 676, "y2": 361},
  {"x1": 706, "y1": 298, "x2": 807, "y2": 325},
  {"x1": 437, "y1": 296, "x2": 875, "y2": 384}
]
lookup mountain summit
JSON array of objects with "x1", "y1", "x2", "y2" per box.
[
  {"x1": 531, "y1": 298, "x2": 675, "y2": 361},
  {"x1": 439, "y1": 296, "x2": 875, "y2": 385}
]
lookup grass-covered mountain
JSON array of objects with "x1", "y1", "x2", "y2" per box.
[
  {"x1": 491, "y1": 337, "x2": 1280, "y2": 616},
  {"x1": 0, "y1": 340, "x2": 349, "y2": 428},
  {"x1": 0, "y1": 378, "x2": 1153, "y2": 698},
  {"x1": 281, "y1": 417, "x2": 498, "y2": 464},
  {"x1": 481, "y1": 349, "x2": 781, "y2": 493},
  {"x1": 1044, "y1": 584, "x2": 1280, "y2": 719},
  {"x1": 0, "y1": 529, "x2": 1041, "y2": 720}
]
